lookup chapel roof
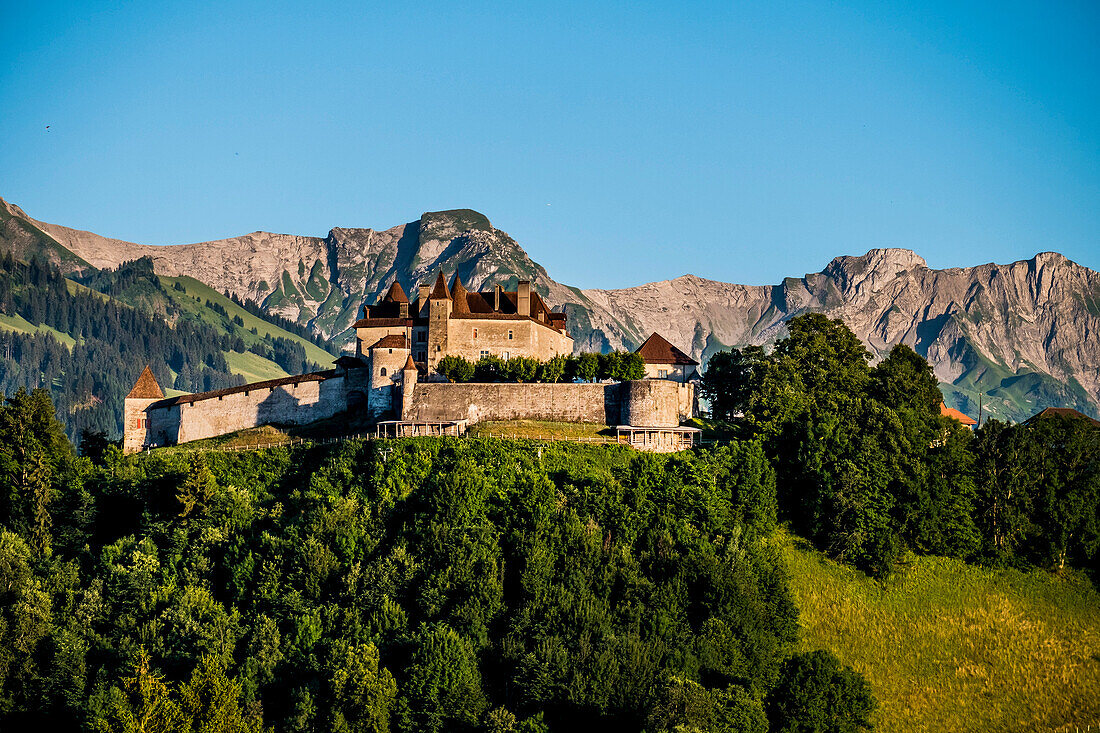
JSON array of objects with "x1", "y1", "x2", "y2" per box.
[{"x1": 634, "y1": 333, "x2": 698, "y2": 365}]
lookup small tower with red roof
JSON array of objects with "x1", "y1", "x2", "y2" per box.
[{"x1": 124, "y1": 365, "x2": 164, "y2": 453}]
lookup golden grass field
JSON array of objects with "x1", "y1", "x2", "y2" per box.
[{"x1": 778, "y1": 532, "x2": 1100, "y2": 733}]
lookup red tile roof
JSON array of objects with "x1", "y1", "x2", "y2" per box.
[
  {"x1": 940, "y1": 402, "x2": 977, "y2": 426},
  {"x1": 1024, "y1": 407, "x2": 1100, "y2": 427},
  {"x1": 635, "y1": 333, "x2": 698, "y2": 365},
  {"x1": 370, "y1": 334, "x2": 409, "y2": 349},
  {"x1": 150, "y1": 371, "x2": 334, "y2": 408},
  {"x1": 126, "y1": 365, "x2": 164, "y2": 399},
  {"x1": 354, "y1": 274, "x2": 568, "y2": 333}
]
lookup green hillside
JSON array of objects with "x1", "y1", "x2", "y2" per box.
[
  {"x1": 223, "y1": 349, "x2": 290, "y2": 382},
  {"x1": 0, "y1": 312, "x2": 77, "y2": 348},
  {"x1": 780, "y1": 533, "x2": 1100, "y2": 733},
  {"x1": 0, "y1": 254, "x2": 337, "y2": 440},
  {"x1": 162, "y1": 275, "x2": 335, "y2": 368}
]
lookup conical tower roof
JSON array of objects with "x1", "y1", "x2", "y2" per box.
[
  {"x1": 403, "y1": 355, "x2": 417, "y2": 370},
  {"x1": 382, "y1": 280, "x2": 409, "y2": 303},
  {"x1": 126, "y1": 365, "x2": 164, "y2": 399},
  {"x1": 429, "y1": 271, "x2": 451, "y2": 300},
  {"x1": 450, "y1": 273, "x2": 470, "y2": 314}
]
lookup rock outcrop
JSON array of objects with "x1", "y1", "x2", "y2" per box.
[{"x1": 3, "y1": 197, "x2": 1098, "y2": 422}]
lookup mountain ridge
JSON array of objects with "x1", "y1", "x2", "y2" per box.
[{"x1": 3, "y1": 196, "x2": 1098, "y2": 423}]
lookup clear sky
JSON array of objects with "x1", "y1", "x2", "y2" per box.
[{"x1": 2, "y1": 0, "x2": 1098, "y2": 289}]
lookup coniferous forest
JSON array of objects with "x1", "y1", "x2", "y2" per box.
[{"x1": 0, "y1": 253, "x2": 325, "y2": 442}]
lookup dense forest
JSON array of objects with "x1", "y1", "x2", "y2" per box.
[
  {"x1": 701, "y1": 314, "x2": 1100, "y2": 580},
  {"x1": 0, "y1": 254, "x2": 324, "y2": 441},
  {"x1": 0, "y1": 387, "x2": 878, "y2": 731}
]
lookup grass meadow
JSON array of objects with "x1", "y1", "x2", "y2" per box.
[{"x1": 779, "y1": 532, "x2": 1100, "y2": 732}]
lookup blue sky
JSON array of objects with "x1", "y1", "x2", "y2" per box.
[{"x1": 2, "y1": 0, "x2": 1098, "y2": 288}]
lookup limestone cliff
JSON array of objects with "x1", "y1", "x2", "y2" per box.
[{"x1": 3, "y1": 197, "x2": 1098, "y2": 422}]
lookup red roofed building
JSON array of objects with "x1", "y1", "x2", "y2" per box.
[
  {"x1": 940, "y1": 402, "x2": 978, "y2": 428},
  {"x1": 634, "y1": 333, "x2": 699, "y2": 382}
]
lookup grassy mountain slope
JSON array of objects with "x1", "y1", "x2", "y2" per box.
[
  {"x1": 780, "y1": 533, "x2": 1100, "y2": 732},
  {"x1": 0, "y1": 312, "x2": 77, "y2": 348},
  {"x1": 160, "y1": 275, "x2": 334, "y2": 368}
]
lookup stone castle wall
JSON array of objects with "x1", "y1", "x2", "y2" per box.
[
  {"x1": 126, "y1": 368, "x2": 695, "y2": 452},
  {"x1": 137, "y1": 376, "x2": 349, "y2": 450},
  {"x1": 402, "y1": 379, "x2": 692, "y2": 427}
]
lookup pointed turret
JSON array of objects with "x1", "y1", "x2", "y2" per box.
[
  {"x1": 124, "y1": 366, "x2": 164, "y2": 454},
  {"x1": 401, "y1": 353, "x2": 419, "y2": 420},
  {"x1": 450, "y1": 273, "x2": 470, "y2": 314},
  {"x1": 429, "y1": 271, "x2": 451, "y2": 300},
  {"x1": 382, "y1": 280, "x2": 409, "y2": 303},
  {"x1": 127, "y1": 365, "x2": 164, "y2": 399}
]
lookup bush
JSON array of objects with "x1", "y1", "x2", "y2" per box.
[
  {"x1": 767, "y1": 650, "x2": 876, "y2": 733},
  {"x1": 438, "y1": 355, "x2": 475, "y2": 382}
]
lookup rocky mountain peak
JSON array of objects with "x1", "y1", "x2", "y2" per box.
[{"x1": 826, "y1": 248, "x2": 928, "y2": 276}]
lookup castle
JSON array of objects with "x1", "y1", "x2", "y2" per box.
[{"x1": 124, "y1": 273, "x2": 698, "y2": 453}]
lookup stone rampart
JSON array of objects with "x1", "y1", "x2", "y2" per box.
[
  {"x1": 144, "y1": 375, "x2": 348, "y2": 448},
  {"x1": 402, "y1": 379, "x2": 693, "y2": 427},
  {"x1": 403, "y1": 382, "x2": 620, "y2": 424}
]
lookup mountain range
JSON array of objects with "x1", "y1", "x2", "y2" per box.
[{"x1": 3, "y1": 196, "x2": 1098, "y2": 423}]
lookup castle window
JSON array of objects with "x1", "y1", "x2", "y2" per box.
[
  {"x1": 380, "y1": 367, "x2": 387, "y2": 376},
  {"x1": 658, "y1": 369, "x2": 669, "y2": 378},
  {"x1": 473, "y1": 328, "x2": 478, "y2": 338},
  {"x1": 508, "y1": 330, "x2": 513, "y2": 340},
  {"x1": 480, "y1": 350, "x2": 490, "y2": 359},
  {"x1": 502, "y1": 351, "x2": 510, "y2": 360}
]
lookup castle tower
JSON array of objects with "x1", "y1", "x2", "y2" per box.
[
  {"x1": 123, "y1": 365, "x2": 164, "y2": 453},
  {"x1": 366, "y1": 334, "x2": 410, "y2": 420},
  {"x1": 427, "y1": 271, "x2": 451, "y2": 372},
  {"x1": 401, "y1": 354, "x2": 418, "y2": 420}
]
